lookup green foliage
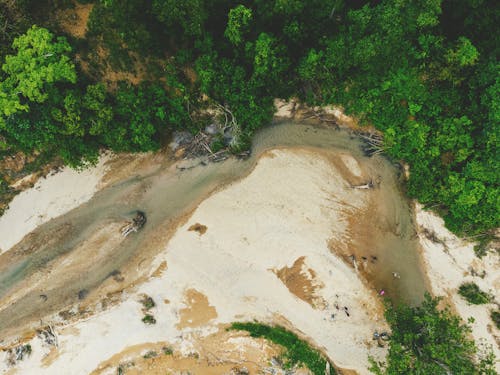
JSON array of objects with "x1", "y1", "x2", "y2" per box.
[
  {"x1": 1, "y1": 25, "x2": 76, "y2": 103},
  {"x1": 141, "y1": 314, "x2": 156, "y2": 325},
  {"x1": 0, "y1": 0, "x2": 497, "y2": 238},
  {"x1": 103, "y1": 82, "x2": 188, "y2": 152},
  {"x1": 370, "y1": 294, "x2": 496, "y2": 375},
  {"x1": 0, "y1": 25, "x2": 76, "y2": 128},
  {"x1": 83, "y1": 84, "x2": 114, "y2": 136},
  {"x1": 491, "y1": 310, "x2": 500, "y2": 330},
  {"x1": 473, "y1": 236, "x2": 494, "y2": 258},
  {"x1": 458, "y1": 282, "x2": 492, "y2": 305},
  {"x1": 296, "y1": 0, "x2": 499, "y2": 235},
  {"x1": 140, "y1": 295, "x2": 155, "y2": 310},
  {"x1": 224, "y1": 5, "x2": 253, "y2": 45},
  {"x1": 229, "y1": 322, "x2": 333, "y2": 375},
  {"x1": 152, "y1": 0, "x2": 207, "y2": 38},
  {"x1": 162, "y1": 346, "x2": 173, "y2": 355}
]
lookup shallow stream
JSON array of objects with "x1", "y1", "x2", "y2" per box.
[{"x1": 0, "y1": 121, "x2": 427, "y2": 336}]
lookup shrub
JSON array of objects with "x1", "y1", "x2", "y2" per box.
[
  {"x1": 458, "y1": 282, "x2": 492, "y2": 305},
  {"x1": 162, "y1": 346, "x2": 173, "y2": 355},
  {"x1": 142, "y1": 314, "x2": 156, "y2": 325},
  {"x1": 141, "y1": 295, "x2": 155, "y2": 310}
]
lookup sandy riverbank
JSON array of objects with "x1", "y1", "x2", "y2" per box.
[
  {"x1": 0, "y1": 107, "x2": 497, "y2": 374},
  {"x1": 0, "y1": 154, "x2": 111, "y2": 254},
  {"x1": 0, "y1": 148, "x2": 388, "y2": 374}
]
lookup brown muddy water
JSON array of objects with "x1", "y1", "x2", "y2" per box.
[{"x1": 0, "y1": 121, "x2": 427, "y2": 336}]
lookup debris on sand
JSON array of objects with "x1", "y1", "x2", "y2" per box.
[
  {"x1": 188, "y1": 222, "x2": 208, "y2": 235},
  {"x1": 5, "y1": 344, "x2": 32, "y2": 366},
  {"x1": 121, "y1": 211, "x2": 147, "y2": 237},
  {"x1": 37, "y1": 325, "x2": 58, "y2": 348}
]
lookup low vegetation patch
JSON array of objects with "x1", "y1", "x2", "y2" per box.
[
  {"x1": 491, "y1": 310, "x2": 500, "y2": 330},
  {"x1": 458, "y1": 282, "x2": 492, "y2": 305},
  {"x1": 473, "y1": 236, "x2": 495, "y2": 258},
  {"x1": 140, "y1": 295, "x2": 155, "y2": 310},
  {"x1": 229, "y1": 322, "x2": 333, "y2": 375}
]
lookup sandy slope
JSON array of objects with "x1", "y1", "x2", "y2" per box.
[
  {"x1": 0, "y1": 154, "x2": 111, "y2": 254},
  {"x1": 0, "y1": 148, "x2": 388, "y2": 375},
  {"x1": 416, "y1": 203, "x2": 500, "y2": 370}
]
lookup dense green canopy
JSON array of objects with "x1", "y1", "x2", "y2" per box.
[{"x1": 0, "y1": 0, "x2": 498, "y2": 233}]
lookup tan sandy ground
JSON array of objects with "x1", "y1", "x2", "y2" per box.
[
  {"x1": 0, "y1": 148, "x2": 387, "y2": 375},
  {"x1": 89, "y1": 329, "x2": 310, "y2": 375}
]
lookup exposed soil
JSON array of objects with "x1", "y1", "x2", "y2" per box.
[
  {"x1": 177, "y1": 289, "x2": 218, "y2": 329},
  {"x1": 275, "y1": 256, "x2": 324, "y2": 308},
  {"x1": 150, "y1": 261, "x2": 168, "y2": 278},
  {"x1": 89, "y1": 328, "x2": 291, "y2": 375},
  {"x1": 56, "y1": 1, "x2": 93, "y2": 39}
]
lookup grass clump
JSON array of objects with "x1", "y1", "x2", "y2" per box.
[
  {"x1": 458, "y1": 282, "x2": 492, "y2": 305},
  {"x1": 229, "y1": 322, "x2": 333, "y2": 375}
]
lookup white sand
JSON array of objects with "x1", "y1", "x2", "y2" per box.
[
  {"x1": 0, "y1": 154, "x2": 110, "y2": 254},
  {"x1": 1, "y1": 149, "x2": 387, "y2": 375},
  {"x1": 416, "y1": 203, "x2": 500, "y2": 370}
]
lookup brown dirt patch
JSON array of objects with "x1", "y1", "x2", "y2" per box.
[
  {"x1": 188, "y1": 222, "x2": 208, "y2": 235},
  {"x1": 176, "y1": 289, "x2": 217, "y2": 329},
  {"x1": 56, "y1": 1, "x2": 93, "y2": 39},
  {"x1": 90, "y1": 329, "x2": 284, "y2": 375},
  {"x1": 261, "y1": 150, "x2": 277, "y2": 159},
  {"x1": 328, "y1": 203, "x2": 383, "y2": 288},
  {"x1": 41, "y1": 346, "x2": 59, "y2": 368},
  {"x1": 274, "y1": 257, "x2": 324, "y2": 308},
  {"x1": 151, "y1": 261, "x2": 167, "y2": 278}
]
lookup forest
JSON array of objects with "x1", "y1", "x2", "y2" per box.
[
  {"x1": 0, "y1": 1, "x2": 498, "y2": 235},
  {"x1": 0, "y1": 1, "x2": 498, "y2": 374}
]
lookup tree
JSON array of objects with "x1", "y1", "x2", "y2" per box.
[
  {"x1": 224, "y1": 5, "x2": 253, "y2": 46},
  {"x1": 1, "y1": 25, "x2": 76, "y2": 104},
  {"x1": 152, "y1": 0, "x2": 207, "y2": 37},
  {"x1": 370, "y1": 294, "x2": 496, "y2": 375},
  {"x1": 82, "y1": 84, "x2": 113, "y2": 136}
]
